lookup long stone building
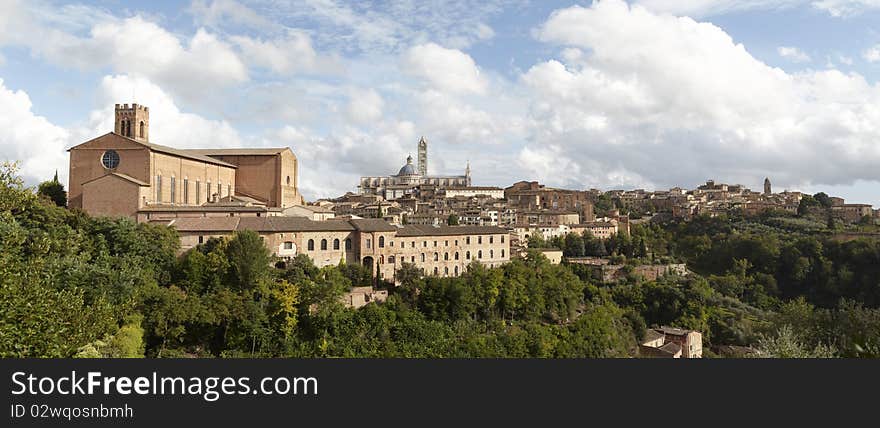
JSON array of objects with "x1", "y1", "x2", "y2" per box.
[{"x1": 170, "y1": 217, "x2": 510, "y2": 281}]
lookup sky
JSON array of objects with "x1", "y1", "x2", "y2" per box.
[{"x1": 1, "y1": 0, "x2": 880, "y2": 204}]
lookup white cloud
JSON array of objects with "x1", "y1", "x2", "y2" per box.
[
  {"x1": 402, "y1": 43, "x2": 488, "y2": 94},
  {"x1": 92, "y1": 75, "x2": 244, "y2": 149},
  {"x1": 778, "y1": 46, "x2": 811, "y2": 62},
  {"x1": 0, "y1": 78, "x2": 70, "y2": 186},
  {"x1": 231, "y1": 31, "x2": 339, "y2": 75},
  {"x1": 346, "y1": 88, "x2": 384, "y2": 125},
  {"x1": 520, "y1": 0, "x2": 880, "y2": 191},
  {"x1": 3, "y1": 10, "x2": 248, "y2": 105},
  {"x1": 839, "y1": 55, "x2": 854, "y2": 65},
  {"x1": 636, "y1": 0, "x2": 880, "y2": 17},
  {"x1": 812, "y1": 0, "x2": 880, "y2": 16},
  {"x1": 862, "y1": 45, "x2": 880, "y2": 62}
]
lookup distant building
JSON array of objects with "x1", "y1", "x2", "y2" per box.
[
  {"x1": 358, "y1": 137, "x2": 471, "y2": 200},
  {"x1": 764, "y1": 177, "x2": 771, "y2": 196},
  {"x1": 639, "y1": 327, "x2": 702, "y2": 358}
]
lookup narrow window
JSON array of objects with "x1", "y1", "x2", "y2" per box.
[
  {"x1": 455, "y1": 252, "x2": 459, "y2": 260},
  {"x1": 467, "y1": 251, "x2": 471, "y2": 260},
  {"x1": 170, "y1": 177, "x2": 176, "y2": 203},
  {"x1": 321, "y1": 239, "x2": 328, "y2": 250},
  {"x1": 345, "y1": 238, "x2": 352, "y2": 250},
  {"x1": 156, "y1": 175, "x2": 162, "y2": 202},
  {"x1": 478, "y1": 250, "x2": 483, "y2": 259},
  {"x1": 183, "y1": 178, "x2": 189, "y2": 204},
  {"x1": 434, "y1": 253, "x2": 439, "y2": 261},
  {"x1": 379, "y1": 236, "x2": 385, "y2": 248},
  {"x1": 139, "y1": 121, "x2": 145, "y2": 138},
  {"x1": 195, "y1": 181, "x2": 201, "y2": 204},
  {"x1": 444, "y1": 252, "x2": 449, "y2": 261},
  {"x1": 308, "y1": 239, "x2": 315, "y2": 251},
  {"x1": 333, "y1": 239, "x2": 340, "y2": 250}
]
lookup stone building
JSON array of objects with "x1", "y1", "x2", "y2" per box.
[
  {"x1": 68, "y1": 103, "x2": 302, "y2": 219},
  {"x1": 169, "y1": 217, "x2": 510, "y2": 282},
  {"x1": 358, "y1": 137, "x2": 471, "y2": 200},
  {"x1": 505, "y1": 181, "x2": 595, "y2": 221},
  {"x1": 638, "y1": 327, "x2": 702, "y2": 358}
]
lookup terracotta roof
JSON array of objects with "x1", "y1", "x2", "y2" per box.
[
  {"x1": 395, "y1": 225, "x2": 508, "y2": 237},
  {"x1": 139, "y1": 205, "x2": 280, "y2": 212},
  {"x1": 169, "y1": 217, "x2": 241, "y2": 232},
  {"x1": 81, "y1": 172, "x2": 150, "y2": 187},
  {"x1": 641, "y1": 329, "x2": 665, "y2": 345},
  {"x1": 349, "y1": 218, "x2": 399, "y2": 232},
  {"x1": 657, "y1": 326, "x2": 694, "y2": 336},
  {"x1": 187, "y1": 148, "x2": 292, "y2": 156},
  {"x1": 659, "y1": 342, "x2": 682, "y2": 354}
]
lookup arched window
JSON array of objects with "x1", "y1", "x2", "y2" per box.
[
  {"x1": 444, "y1": 252, "x2": 449, "y2": 261},
  {"x1": 345, "y1": 238, "x2": 352, "y2": 250},
  {"x1": 434, "y1": 252, "x2": 439, "y2": 261},
  {"x1": 478, "y1": 250, "x2": 483, "y2": 259},
  {"x1": 308, "y1": 239, "x2": 315, "y2": 251},
  {"x1": 433, "y1": 267, "x2": 438, "y2": 275},
  {"x1": 444, "y1": 267, "x2": 449, "y2": 276},
  {"x1": 379, "y1": 236, "x2": 385, "y2": 248},
  {"x1": 321, "y1": 239, "x2": 328, "y2": 250},
  {"x1": 421, "y1": 253, "x2": 426, "y2": 262},
  {"x1": 139, "y1": 121, "x2": 145, "y2": 138},
  {"x1": 455, "y1": 252, "x2": 459, "y2": 260},
  {"x1": 466, "y1": 251, "x2": 471, "y2": 260},
  {"x1": 126, "y1": 120, "x2": 132, "y2": 137},
  {"x1": 333, "y1": 239, "x2": 340, "y2": 250},
  {"x1": 454, "y1": 266, "x2": 459, "y2": 275}
]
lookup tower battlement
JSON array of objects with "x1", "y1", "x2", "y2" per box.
[{"x1": 114, "y1": 102, "x2": 150, "y2": 142}]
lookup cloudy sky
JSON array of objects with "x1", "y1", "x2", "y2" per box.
[{"x1": 1, "y1": 0, "x2": 880, "y2": 204}]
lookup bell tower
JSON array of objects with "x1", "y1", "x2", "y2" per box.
[
  {"x1": 417, "y1": 136, "x2": 428, "y2": 176},
  {"x1": 115, "y1": 103, "x2": 150, "y2": 143},
  {"x1": 764, "y1": 177, "x2": 771, "y2": 196}
]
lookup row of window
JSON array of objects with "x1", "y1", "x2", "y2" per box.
[
  {"x1": 119, "y1": 119, "x2": 145, "y2": 139},
  {"x1": 155, "y1": 175, "x2": 231, "y2": 204},
  {"x1": 383, "y1": 249, "x2": 504, "y2": 264},
  {"x1": 381, "y1": 235, "x2": 505, "y2": 249},
  {"x1": 306, "y1": 238, "x2": 353, "y2": 251},
  {"x1": 300, "y1": 237, "x2": 506, "y2": 261}
]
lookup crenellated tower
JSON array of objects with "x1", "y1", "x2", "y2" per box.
[{"x1": 115, "y1": 103, "x2": 150, "y2": 143}]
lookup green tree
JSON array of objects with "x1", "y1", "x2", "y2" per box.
[
  {"x1": 37, "y1": 171, "x2": 67, "y2": 207},
  {"x1": 447, "y1": 214, "x2": 460, "y2": 226}
]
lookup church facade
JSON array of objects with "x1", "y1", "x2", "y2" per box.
[
  {"x1": 68, "y1": 103, "x2": 303, "y2": 219},
  {"x1": 358, "y1": 136, "x2": 471, "y2": 200}
]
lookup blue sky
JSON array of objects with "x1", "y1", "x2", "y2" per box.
[{"x1": 1, "y1": 0, "x2": 879, "y2": 205}]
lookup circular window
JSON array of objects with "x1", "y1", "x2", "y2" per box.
[{"x1": 102, "y1": 150, "x2": 120, "y2": 169}]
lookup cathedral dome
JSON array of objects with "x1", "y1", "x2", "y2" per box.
[{"x1": 397, "y1": 155, "x2": 418, "y2": 176}]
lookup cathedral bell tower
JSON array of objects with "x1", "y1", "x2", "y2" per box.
[
  {"x1": 115, "y1": 103, "x2": 150, "y2": 143},
  {"x1": 417, "y1": 136, "x2": 428, "y2": 176}
]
